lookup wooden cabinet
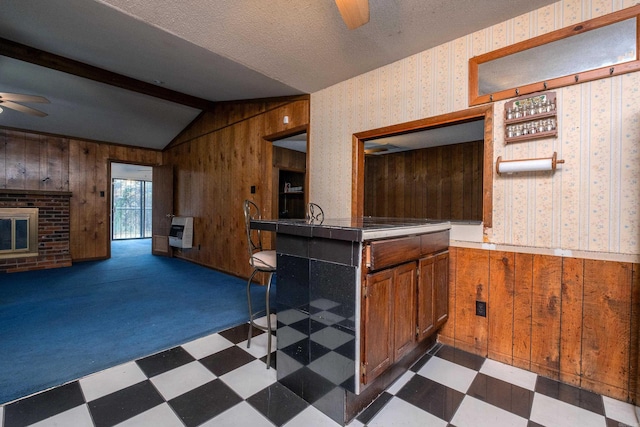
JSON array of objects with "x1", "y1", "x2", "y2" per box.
[
  {"x1": 361, "y1": 233, "x2": 449, "y2": 386},
  {"x1": 362, "y1": 262, "x2": 417, "y2": 385},
  {"x1": 362, "y1": 268, "x2": 393, "y2": 383},
  {"x1": 417, "y1": 251, "x2": 449, "y2": 341},
  {"x1": 393, "y1": 262, "x2": 418, "y2": 361}
]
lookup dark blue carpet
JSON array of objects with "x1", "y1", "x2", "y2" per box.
[{"x1": 0, "y1": 240, "x2": 268, "y2": 405}]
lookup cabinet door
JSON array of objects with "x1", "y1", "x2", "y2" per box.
[
  {"x1": 361, "y1": 268, "x2": 393, "y2": 385},
  {"x1": 433, "y1": 251, "x2": 449, "y2": 329},
  {"x1": 392, "y1": 262, "x2": 417, "y2": 361},
  {"x1": 417, "y1": 255, "x2": 436, "y2": 341},
  {"x1": 417, "y1": 251, "x2": 449, "y2": 341}
]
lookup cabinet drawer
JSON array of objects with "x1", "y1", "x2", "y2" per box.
[
  {"x1": 366, "y1": 236, "x2": 421, "y2": 271},
  {"x1": 420, "y1": 230, "x2": 449, "y2": 254}
]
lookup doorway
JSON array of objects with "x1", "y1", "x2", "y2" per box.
[
  {"x1": 110, "y1": 162, "x2": 153, "y2": 241},
  {"x1": 270, "y1": 131, "x2": 308, "y2": 219}
]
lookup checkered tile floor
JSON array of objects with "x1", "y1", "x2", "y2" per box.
[{"x1": 1, "y1": 320, "x2": 638, "y2": 427}]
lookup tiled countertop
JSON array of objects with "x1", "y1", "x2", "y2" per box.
[{"x1": 251, "y1": 217, "x2": 451, "y2": 241}]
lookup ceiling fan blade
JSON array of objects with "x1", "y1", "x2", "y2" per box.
[
  {"x1": 0, "y1": 100, "x2": 48, "y2": 117},
  {"x1": 335, "y1": 0, "x2": 369, "y2": 30},
  {"x1": 0, "y1": 92, "x2": 50, "y2": 103}
]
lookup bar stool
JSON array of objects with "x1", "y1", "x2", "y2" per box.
[{"x1": 243, "y1": 200, "x2": 276, "y2": 368}]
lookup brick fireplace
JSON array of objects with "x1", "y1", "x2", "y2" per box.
[{"x1": 0, "y1": 189, "x2": 72, "y2": 273}]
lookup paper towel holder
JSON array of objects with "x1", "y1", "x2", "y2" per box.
[{"x1": 496, "y1": 152, "x2": 564, "y2": 176}]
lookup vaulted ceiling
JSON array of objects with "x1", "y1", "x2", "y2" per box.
[{"x1": 0, "y1": 0, "x2": 557, "y2": 150}]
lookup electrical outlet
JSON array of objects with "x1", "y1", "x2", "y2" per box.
[{"x1": 476, "y1": 301, "x2": 487, "y2": 317}]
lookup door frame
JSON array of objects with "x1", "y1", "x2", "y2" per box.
[
  {"x1": 106, "y1": 160, "x2": 158, "y2": 259},
  {"x1": 264, "y1": 125, "x2": 309, "y2": 219},
  {"x1": 351, "y1": 105, "x2": 494, "y2": 227}
]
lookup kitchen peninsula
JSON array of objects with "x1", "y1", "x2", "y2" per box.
[{"x1": 251, "y1": 217, "x2": 451, "y2": 425}]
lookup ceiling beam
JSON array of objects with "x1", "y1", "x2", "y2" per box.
[{"x1": 0, "y1": 37, "x2": 214, "y2": 111}]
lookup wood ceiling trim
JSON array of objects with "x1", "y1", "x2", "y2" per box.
[{"x1": 0, "y1": 37, "x2": 214, "y2": 111}]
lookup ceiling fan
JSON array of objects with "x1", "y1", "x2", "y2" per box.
[
  {"x1": 335, "y1": 0, "x2": 370, "y2": 30},
  {"x1": 0, "y1": 92, "x2": 49, "y2": 117}
]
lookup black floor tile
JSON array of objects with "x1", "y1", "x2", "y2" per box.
[
  {"x1": 169, "y1": 379, "x2": 242, "y2": 427},
  {"x1": 278, "y1": 366, "x2": 338, "y2": 405},
  {"x1": 88, "y1": 380, "x2": 164, "y2": 427},
  {"x1": 135, "y1": 346, "x2": 195, "y2": 377},
  {"x1": 287, "y1": 318, "x2": 311, "y2": 335},
  {"x1": 246, "y1": 382, "x2": 309, "y2": 426},
  {"x1": 218, "y1": 322, "x2": 262, "y2": 344},
  {"x1": 467, "y1": 373, "x2": 534, "y2": 419},
  {"x1": 3, "y1": 381, "x2": 85, "y2": 427},
  {"x1": 433, "y1": 345, "x2": 485, "y2": 371},
  {"x1": 410, "y1": 351, "x2": 434, "y2": 372},
  {"x1": 395, "y1": 374, "x2": 465, "y2": 422},
  {"x1": 260, "y1": 349, "x2": 278, "y2": 369},
  {"x1": 535, "y1": 375, "x2": 605, "y2": 415},
  {"x1": 356, "y1": 391, "x2": 393, "y2": 425},
  {"x1": 199, "y1": 345, "x2": 257, "y2": 376}
]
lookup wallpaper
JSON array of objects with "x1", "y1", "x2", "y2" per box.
[{"x1": 310, "y1": 0, "x2": 640, "y2": 256}]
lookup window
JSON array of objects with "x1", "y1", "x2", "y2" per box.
[{"x1": 112, "y1": 179, "x2": 153, "y2": 239}]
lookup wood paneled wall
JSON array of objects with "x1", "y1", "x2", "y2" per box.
[
  {"x1": 0, "y1": 129, "x2": 162, "y2": 261},
  {"x1": 440, "y1": 246, "x2": 640, "y2": 404},
  {"x1": 364, "y1": 141, "x2": 483, "y2": 220},
  {"x1": 163, "y1": 97, "x2": 310, "y2": 279}
]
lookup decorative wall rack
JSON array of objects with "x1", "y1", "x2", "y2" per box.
[{"x1": 504, "y1": 91, "x2": 557, "y2": 144}]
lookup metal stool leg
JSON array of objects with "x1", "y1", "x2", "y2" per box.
[
  {"x1": 246, "y1": 268, "x2": 275, "y2": 369},
  {"x1": 246, "y1": 269, "x2": 259, "y2": 348},
  {"x1": 265, "y1": 271, "x2": 273, "y2": 369}
]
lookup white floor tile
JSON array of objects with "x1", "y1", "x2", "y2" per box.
[
  {"x1": 253, "y1": 314, "x2": 277, "y2": 330},
  {"x1": 283, "y1": 405, "x2": 342, "y2": 426},
  {"x1": 367, "y1": 397, "x2": 448, "y2": 427},
  {"x1": 181, "y1": 333, "x2": 234, "y2": 359},
  {"x1": 385, "y1": 371, "x2": 415, "y2": 395},
  {"x1": 278, "y1": 308, "x2": 308, "y2": 325},
  {"x1": 310, "y1": 298, "x2": 340, "y2": 311},
  {"x1": 114, "y1": 403, "x2": 184, "y2": 427},
  {"x1": 308, "y1": 351, "x2": 354, "y2": 386},
  {"x1": 30, "y1": 404, "x2": 93, "y2": 427},
  {"x1": 602, "y1": 396, "x2": 640, "y2": 427},
  {"x1": 451, "y1": 396, "x2": 528, "y2": 427},
  {"x1": 275, "y1": 325, "x2": 306, "y2": 348},
  {"x1": 417, "y1": 356, "x2": 477, "y2": 393},
  {"x1": 312, "y1": 310, "x2": 347, "y2": 326},
  {"x1": 530, "y1": 393, "x2": 606, "y2": 427},
  {"x1": 150, "y1": 361, "x2": 216, "y2": 400},
  {"x1": 239, "y1": 332, "x2": 277, "y2": 359},
  {"x1": 479, "y1": 359, "x2": 537, "y2": 390},
  {"x1": 200, "y1": 401, "x2": 273, "y2": 427},
  {"x1": 220, "y1": 359, "x2": 277, "y2": 399},
  {"x1": 310, "y1": 326, "x2": 353, "y2": 349},
  {"x1": 79, "y1": 361, "x2": 147, "y2": 401}
]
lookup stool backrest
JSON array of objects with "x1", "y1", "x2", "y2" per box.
[
  {"x1": 243, "y1": 200, "x2": 264, "y2": 259},
  {"x1": 306, "y1": 202, "x2": 324, "y2": 224}
]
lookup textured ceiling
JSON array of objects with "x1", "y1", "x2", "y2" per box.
[{"x1": 0, "y1": 0, "x2": 557, "y2": 149}]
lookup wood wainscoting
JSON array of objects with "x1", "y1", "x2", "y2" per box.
[
  {"x1": 0, "y1": 129, "x2": 162, "y2": 262},
  {"x1": 438, "y1": 246, "x2": 639, "y2": 404}
]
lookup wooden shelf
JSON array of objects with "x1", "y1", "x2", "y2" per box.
[
  {"x1": 505, "y1": 129, "x2": 557, "y2": 144},
  {"x1": 504, "y1": 110, "x2": 556, "y2": 125},
  {"x1": 504, "y1": 91, "x2": 558, "y2": 144}
]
